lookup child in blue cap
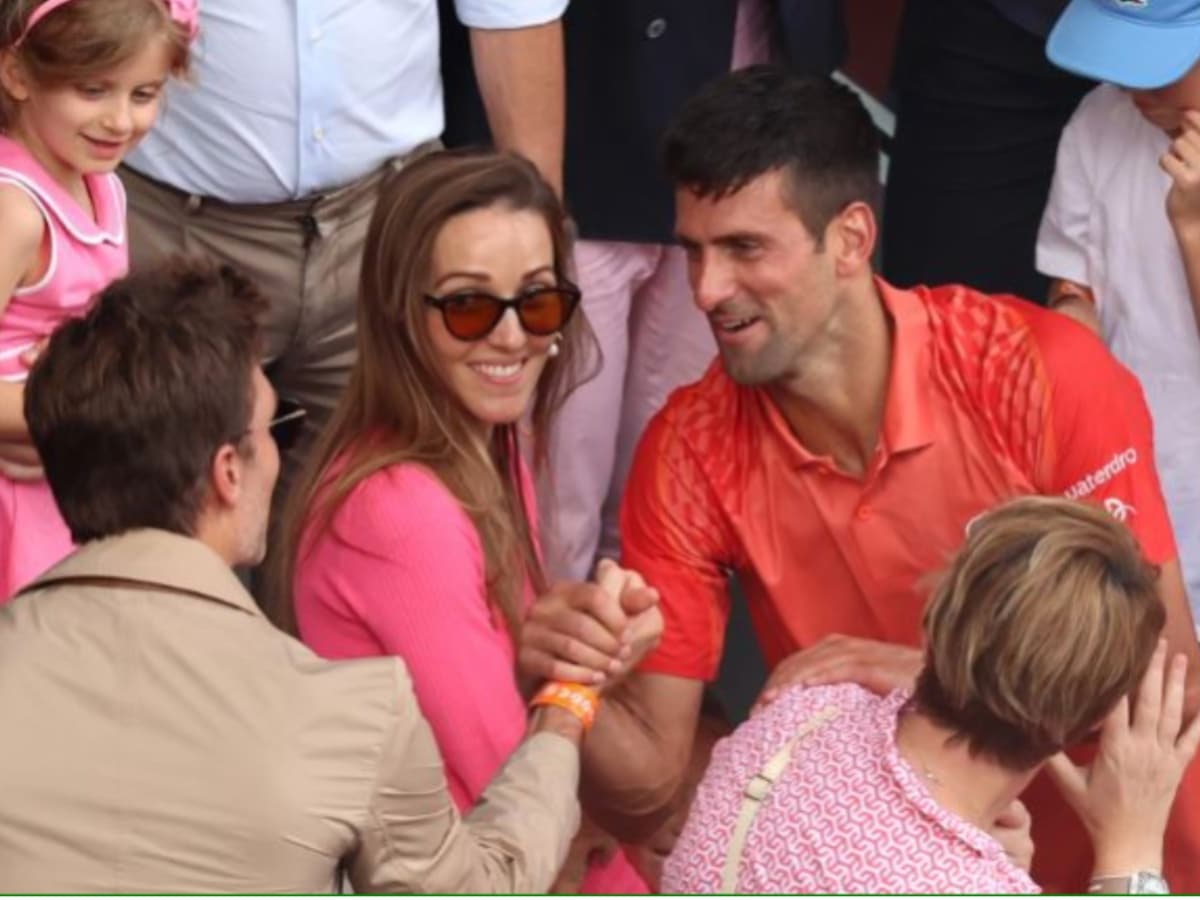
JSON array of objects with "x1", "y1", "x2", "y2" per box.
[{"x1": 1038, "y1": 0, "x2": 1200, "y2": 636}]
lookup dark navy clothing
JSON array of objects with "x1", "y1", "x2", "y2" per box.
[
  {"x1": 984, "y1": 0, "x2": 1069, "y2": 37},
  {"x1": 882, "y1": 0, "x2": 1089, "y2": 302},
  {"x1": 439, "y1": 0, "x2": 845, "y2": 245}
]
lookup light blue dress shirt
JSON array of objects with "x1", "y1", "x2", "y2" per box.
[{"x1": 126, "y1": 0, "x2": 566, "y2": 203}]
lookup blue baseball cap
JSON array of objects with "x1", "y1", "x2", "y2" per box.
[{"x1": 1047, "y1": 0, "x2": 1200, "y2": 89}]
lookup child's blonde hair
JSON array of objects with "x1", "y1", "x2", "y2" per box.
[{"x1": 0, "y1": 0, "x2": 191, "y2": 129}]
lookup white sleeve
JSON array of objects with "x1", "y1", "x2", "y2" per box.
[
  {"x1": 1036, "y1": 87, "x2": 1104, "y2": 289},
  {"x1": 453, "y1": 0, "x2": 567, "y2": 29}
]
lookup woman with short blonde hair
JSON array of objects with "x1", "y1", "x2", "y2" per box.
[{"x1": 665, "y1": 496, "x2": 1197, "y2": 894}]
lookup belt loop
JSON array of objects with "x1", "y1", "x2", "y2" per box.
[{"x1": 299, "y1": 200, "x2": 321, "y2": 250}]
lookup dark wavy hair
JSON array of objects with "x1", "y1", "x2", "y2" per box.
[{"x1": 662, "y1": 66, "x2": 881, "y2": 242}]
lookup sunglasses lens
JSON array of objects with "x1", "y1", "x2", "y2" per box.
[
  {"x1": 442, "y1": 293, "x2": 505, "y2": 340},
  {"x1": 518, "y1": 288, "x2": 575, "y2": 335},
  {"x1": 269, "y1": 400, "x2": 307, "y2": 453}
]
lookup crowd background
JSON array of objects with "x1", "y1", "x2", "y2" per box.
[{"x1": 1, "y1": 0, "x2": 1200, "y2": 894}]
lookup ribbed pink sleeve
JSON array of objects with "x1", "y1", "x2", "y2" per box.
[
  {"x1": 294, "y1": 461, "x2": 648, "y2": 894},
  {"x1": 293, "y1": 463, "x2": 526, "y2": 809}
]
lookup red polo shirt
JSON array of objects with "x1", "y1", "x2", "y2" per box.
[{"x1": 621, "y1": 278, "x2": 1192, "y2": 891}]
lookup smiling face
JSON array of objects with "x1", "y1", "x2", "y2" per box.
[
  {"x1": 675, "y1": 169, "x2": 840, "y2": 387},
  {"x1": 1129, "y1": 57, "x2": 1200, "y2": 134},
  {"x1": 425, "y1": 203, "x2": 559, "y2": 429},
  {"x1": 1, "y1": 33, "x2": 174, "y2": 189}
]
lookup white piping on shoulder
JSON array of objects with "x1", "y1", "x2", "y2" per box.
[
  {"x1": 0, "y1": 175, "x2": 59, "y2": 296},
  {"x1": 0, "y1": 166, "x2": 123, "y2": 246}
]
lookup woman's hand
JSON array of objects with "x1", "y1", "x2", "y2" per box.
[
  {"x1": 519, "y1": 561, "x2": 661, "y2": 691},
  {"x1": 1046, "y1": 640, "x2": 1200, "y2": 876}
]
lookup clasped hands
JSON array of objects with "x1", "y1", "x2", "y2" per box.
[{"x1": 521, "y1": 559, "x2": 663, "y2": 691}]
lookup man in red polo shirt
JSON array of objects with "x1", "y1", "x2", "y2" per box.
[{"x1": 519, "y1": 67, "x2": 1200, "y2": 891}]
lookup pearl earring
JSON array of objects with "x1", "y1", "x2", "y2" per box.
[{"x1": 547, "y1": 335, "x2": 562, "y2": 358}]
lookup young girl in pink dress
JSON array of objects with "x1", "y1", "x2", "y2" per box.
[
  {"x1": 0, "y1": 0, "x2": 195, "y2": 598},
  {"x1": 274, "y1": 150, "x2": 649, "y2": 894}
]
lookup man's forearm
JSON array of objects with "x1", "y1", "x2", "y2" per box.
[
  {"x1": 579, "y1": 683, "x2": 698, "y2": 843},
  {"x1": 470, "y1": 20, "x2": 565, "y2": 195}
]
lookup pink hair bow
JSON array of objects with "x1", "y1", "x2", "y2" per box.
[
  {"x1": 164, "y1": 0, "x2": 200, "y2": 41},
  {"x1": 17, "y1": 0, "x2": 200, "y2": 48}
]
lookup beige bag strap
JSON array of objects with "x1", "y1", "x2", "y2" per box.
[{"x1": 719, "y1": 705, "x2": 840, "y2": 893}]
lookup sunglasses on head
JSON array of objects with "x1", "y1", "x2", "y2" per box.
[
  {"x1": 269, "y1": 399, "x2": 307, "y2": 453},
  {"x1": 423, "y1": 282, "x2": 581, "y2": 342}
]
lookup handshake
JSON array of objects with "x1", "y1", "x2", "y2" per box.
[{"x1": 520, "y1": 559, "x2": 664, "y2": 693}]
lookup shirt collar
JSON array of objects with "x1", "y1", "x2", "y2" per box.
[
  {"x1": 758, "y1": 276, "x2": 936, "y2": 465},
  {"x1": 19, "y1": 528, "x2": 262, "y2": 618},
  {"x1": 876, "y1": 276, "x2": 936, "y2": 455},
  {"x1": 876, "y1": 690, "x2": 1014, "y2": 866},
  {"x1": 0, "y1": 135, "x2": 125, "y2": 246}
]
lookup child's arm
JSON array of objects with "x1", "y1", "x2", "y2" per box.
[
  {"x1": 0, "y1": 184, "x2": 48, "y2": 442},
  {"x1": 1161, "y1": 110, "x2": 1200, "y2": 338},
  {"x1": 1037, "y1": 90, "x2": 1103, "y2": 337},
  {"x1": 1048, "y1": 277, "x2": 1101, "y2": 335}
]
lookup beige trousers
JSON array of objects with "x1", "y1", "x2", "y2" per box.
[{"x1": 120, "y1": 162, "x2": 385, "y2": 464}]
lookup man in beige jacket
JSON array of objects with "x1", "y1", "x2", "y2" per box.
[{"x1": 0, "y1": 261, "x2": 643, "y2": 892}]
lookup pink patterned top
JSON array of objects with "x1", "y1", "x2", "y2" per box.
[{"x1": 663, "y1": 683, "x2": 1039, "y2": 894}]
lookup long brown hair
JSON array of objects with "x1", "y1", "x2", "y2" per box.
[{"x1": 271, "y1": 149, "x2": 595, "y2": 638}]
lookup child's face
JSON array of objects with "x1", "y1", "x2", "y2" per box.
[
  {"x1": 4, "y1": 33, "x2": 174, "y2": 186},
  {"x1": 1129, "y1": 57, "x2": 1200, "y2": 134}
]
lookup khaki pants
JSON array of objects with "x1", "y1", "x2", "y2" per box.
[
  {"x1": 120, "y1": 163, "x2": 385, "y2": 460},
  {"x1": 120, "y1": 151, "x2": 430, "y2": 604}
]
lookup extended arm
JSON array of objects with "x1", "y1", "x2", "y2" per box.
[
  {"x1": 580, "y1": 671, "x2": 704, "y2": 842},
  {"x1": 352, "y1": 659, "x2": 585, "y2": 893},
  {"x1": 469, "y1": 17, "x2": 565, "y2": 195}
]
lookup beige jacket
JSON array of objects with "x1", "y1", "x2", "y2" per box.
[{"x1": 0, "y1": 529, "x2": 579, "y2": 893}]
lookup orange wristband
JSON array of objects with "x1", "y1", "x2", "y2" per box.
[{"x1": 530, "y1": 681, "x2": 600, "y2": 731}]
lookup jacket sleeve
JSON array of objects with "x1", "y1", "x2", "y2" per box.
[{"x1": 348, "y1": 660, "x2": 580, "y2": 893}]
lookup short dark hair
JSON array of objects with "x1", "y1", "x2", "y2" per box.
[
  {"x1": 662, "y1": 66, "x2": 881, "y2": 239},
  {"x1": 26, "y1": 260, "x2": 268, "y2": 542}
]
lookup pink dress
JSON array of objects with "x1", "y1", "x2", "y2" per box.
[
  {"x1": 663, "y1": 683, "x2": 1039, "y2": 893},
  {"x1": 294, "y1": 458, "x2": 648, "y2": 894},
  {"x1": 0, "y1": 136, "x2": 127, "y2": 600}
]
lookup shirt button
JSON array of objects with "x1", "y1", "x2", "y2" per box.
[
  {"x1": 313, "y1": 126, "x2": 325, "y2": 141},
  {"x1": 856, "y1": 505, "x2": 872, "y2": 521},
  {"x1": 310, "y1": 26, "x2": 323, "y2": 42},
  {"x1": 645, "y1": 17, "x2": 667, "y2": 39}
]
